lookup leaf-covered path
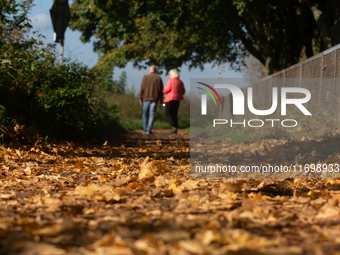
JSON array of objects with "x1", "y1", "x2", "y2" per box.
[{"x1": 0, "y1": 130, "x2": 340, "y2": 254}]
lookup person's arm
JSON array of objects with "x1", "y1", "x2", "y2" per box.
[
  {"x1": 159, "y1": 79, "x2": 164, "y2": 104},
  {"x1": 163, "y1": 80, "x2": 172, "y2": 94},
  {"x1": 139, "y1": 77, "x2": 146, "y2": 105}
]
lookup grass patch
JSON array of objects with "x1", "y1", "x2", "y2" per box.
[{"x1": 103, "y1": 93, "x2": 190, "y2": 131}]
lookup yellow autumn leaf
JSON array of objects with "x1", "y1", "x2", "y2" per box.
[
  {"x1": 180, "y1": 180, "x2": 199, "y2": 191},
  {"x1": 139, "y1": 157, "x2": 167, "y2": 180},
  {"x1": 169, "y1": 183, "x2": 182, "y2": 194},
  {"x1": 230, "y1": 193, "x2": 238, "y2": 200}
]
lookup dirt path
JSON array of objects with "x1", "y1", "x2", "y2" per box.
[{"x1": 0, "y1": 130, "x2": 340, "y2": 254}]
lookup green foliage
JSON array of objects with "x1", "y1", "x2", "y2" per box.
[
  {"x1": 0, "y1": 0, "x2": 121, "y2": 141},
  {"x1": 232, "y1": 0, "x2": 322, "y2": 73},
  {"x1": 69, "y1": 0, "x2": 243, "y2": 72},
  {"x1": 101, "y1": 70, "x2": 128, "y2": 94},
  {"x1": 0, "y1": 0, "x2": 32, "y2": 39},
  {"x1": 69, "y1": 0, "x2": 340, "y2": 74},
  {"x1": 104, "y1": 93, "x2": 142, "y2": 121},
  {"x1": 0, "y1": 40, "x2": 120, "y2": 139}
]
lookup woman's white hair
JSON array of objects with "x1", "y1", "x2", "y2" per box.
[{"x1": 169, "y1": 69, "x2": 180, "y2": 78}]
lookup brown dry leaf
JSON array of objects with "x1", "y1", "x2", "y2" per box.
[
  {"x1": 42, "y1": 197, "x2": 62, "y2": 212},
  {"x1": 74, "y1": 183, "x2": 101, "y2": 196},
  {"x1": 95, "y1": 246, "x2": 132, "y2": 255},
  {"x1": 257, "y1": 181, "x2": 265, "y2": 189},
  {"x1": 90, "y1": 233, "x2": 115, "y2": 248},
  {"x1": 112, "y1": 177, "x2": 127, "y2": 187},
  {"x1": 74, "y1": 183, "x2": 120, "y2": 201},
  {"x1": 33, "y1": 218, "x2": 77, "y2": 238},
  {"x1": 174, "y1": 198, "x2": 192, "y2": 211},
  {"x1": 33, "y1": 224, "x2": 63, "y2": 237},
  {"x1": 0, "y1": 240, "x2": 66, "y2": 255},
  {"x1": 167, "y1": 177, "x2": 182, "y2": 186},
  {"x1": 201, "y1": 230, "x2": 215, "y2": 245},
  {"x1": 73, "y1": 161, "x2": 84, "y2": 169},
  {"x1": 154, "y1": 176, "x2": 167, "y2": 187},
  {"x1": 199, "y1": 180, "x2": 209, "y2": 187},
  {"x1": 321, "y1": 190, "x2": 331, "y2": 199},
  {"x1": 220, "y1": 182, "x2": 243, "y2": 193},
  {"x1": 0, "y1": 191, "x2": 16, "y2": 199},
  {"x1": 127, "y1": 182, "x2": 139, "y2": 190},
  {"x1": 251, "y1": 192, "x2": 263, "y2": 202},
  {"x1": 134, "y1": 235, "x2": 160, "y2": 254},
  {"x1": 128, "y1": 182, "x2": 146, "y2": 191},
  {"x1": 139, "y1": 157, "x2": 168, "y2": 181},
  {"x1": 178, "y1": 240, "x2": 204, "y2": 254},
  {"x1": 139, "y1": 157, "x2": 154, "y2": 180},
  {"x1": 104, "y1": 190, "x2": 121, "y2": 201},
  {"x1": 23, "y1": 166, "x2": 32, "y2": 175},
  {"x1": 156, "y1": 230, "x2": 190, "y2": 242},
  {"x1": 315, "y1": 198, "x2": 340, "y2": 220},
  {"x1": 115, "y1": 187, "x2": 127, "y2": 195},
  {"x1": 180, "y1": 180, "x2": 199, "y2": 191}
]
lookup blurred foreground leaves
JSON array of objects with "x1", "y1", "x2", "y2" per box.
[{"x1": 1, "y1": 130, "x2": 340, "y2": 254}]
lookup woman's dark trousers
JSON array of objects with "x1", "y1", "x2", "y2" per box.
[{"x1": 165, "y1": 101, "x2": 180, "y2": 128}]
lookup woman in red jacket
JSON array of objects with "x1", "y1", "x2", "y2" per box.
[{"x1": 163, "y1": 69, "x2": 186, "y2": 134}]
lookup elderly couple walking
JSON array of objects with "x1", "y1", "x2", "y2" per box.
[{"x1": 139, "y1": 65, "x2": 185, "y2": 135}]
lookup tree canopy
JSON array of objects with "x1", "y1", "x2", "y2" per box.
[{"x1": 69, "y1": 0, "x2": 340, "y2": 74}]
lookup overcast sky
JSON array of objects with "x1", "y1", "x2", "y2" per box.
[{"x1": 28, "y1": 0, "x2": 243, "y2": 92}]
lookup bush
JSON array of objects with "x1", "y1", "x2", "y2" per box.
[{"x1": 0, "y1": 0, "x2": 121, "y2": 141}]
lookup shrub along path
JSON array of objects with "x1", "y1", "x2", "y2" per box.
[{"x1": 0, "y1": 130, "x2": 339, "y2": 254}]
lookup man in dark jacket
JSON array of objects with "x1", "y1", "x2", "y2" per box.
[{"x1": 139, "y1": 65, "x2": 164, "y2": 134}]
